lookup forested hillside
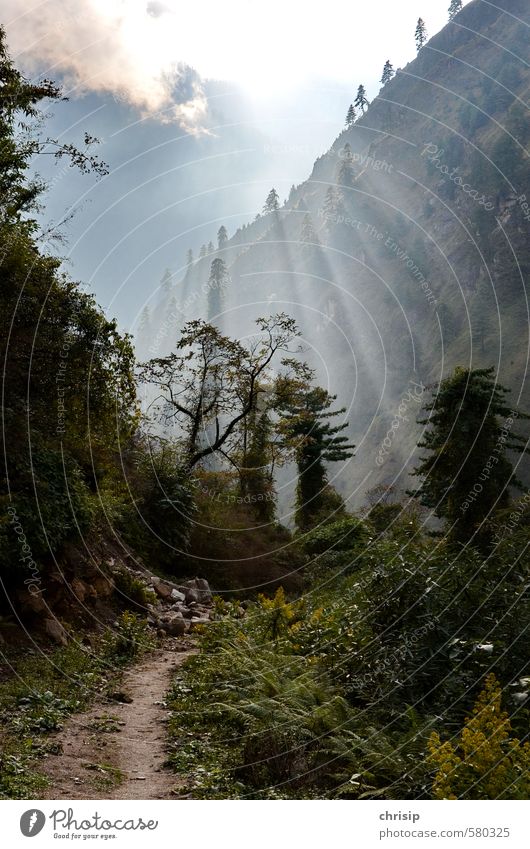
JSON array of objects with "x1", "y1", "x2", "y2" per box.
[{"x1": 141, "y1": 0, "x2": 530, "y2": 506}]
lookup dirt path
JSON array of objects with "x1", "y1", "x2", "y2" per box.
[{"x1": 41, "y1": 639, "x2": 194, "y2": 799}]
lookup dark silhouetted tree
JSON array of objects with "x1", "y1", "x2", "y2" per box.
[
  {"x1": 448, "y1": 0, "x2": 463, "y2": 20},
  {"x1": 345, "y1": 104, "x2": 356, "y2": 127},
  {"x1": 207, "y1": 257, "x2": 229, "y2": 321},
  {"x1": 263, "y1": 187, "x2": 280, "y2": 213},
  {"x1": 354, "y1": 84, "x2": 369, "y2": 113},
  {"x1": 139, "y1": 314, "x2": 300, "y2": 469},
  {"x1": 410, "y1": 367, "x2": 530, "y2": 546},
  {"x1": 217, "y1": 225, "x2": 228, "y2": 250},
  {"x1": 415, "y1": 18, "x2": 428, "y2": 51},
  {"x1": 381, "y1": 60, "x2": 394, "y2": 85},
  {"x1": 276, "y1": 380, "x2": 354, "y2": 531}
]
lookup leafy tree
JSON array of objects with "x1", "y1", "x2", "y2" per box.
[
  {"x1": 448, "y1": 0, "x2": 463, "y2": 20},
  {"x1": 207, "y1": 257, "x2": 229, "y2": 320},
  {"x1": 354, "y1": 84, "x2": 369, "y2": 114},
  {"x1": 410, "y1": 367, "x2": 530, "y2": 545},
  {"x1": 381, "y1": 60, "x2": 394, "y2": 85},
  {"x1": 0, "y1": 27, "x2": 106, "y2": 231},
  {"x1": 345, "y1": 104, "x2": 356, "y2": 128},
  {"x1": 415, "y1": 18, "x2": 428, "y2": 51},
  {"x1": 276, "y1": 379, "x2": 354, "y2": 531},
  {"x1": 217, "y1": 224, "x2": 228, "y2": 250},
  {"x1": 263, "y1": 187, "x2": 280, "y2": 213},
  {"x1": 139, "y1": 315, "x2": 300, "y2": 470},
  {"x1": 0, "y1": 29, "x2": 136, "y2": 586}
]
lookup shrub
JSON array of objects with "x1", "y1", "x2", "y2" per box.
[{"x1": 428, "y1": 674, "x2": 530, "y2": 799}]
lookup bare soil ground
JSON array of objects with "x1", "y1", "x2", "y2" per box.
[{"x1": 41, "y1": 639, "x2": 194, "y2": 799}]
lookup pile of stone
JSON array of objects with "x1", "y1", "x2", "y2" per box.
[{"x1": 147, "y1": 576, "x2": 213, "y2": 637}]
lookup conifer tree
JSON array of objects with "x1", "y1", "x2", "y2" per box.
[
  {"x1": 345, "y1": 104, "x2": 356, "y2": 128},
  {"x1": 207, "y1": 257, "x2": 229, "y2": 321},
  {"x1": 415, "y1": 18, "x2": 428, "y2": 51},
  {"x1": 381, "y1": 60, "x2": 394, "y2": 86},
  {"x1": 410, "y1": 366, "x2": 530, "y2": 545},
  {"x1": 217, "y1": 225, "x2": 228, "y2": 250},
  {"x1": 138, "y1": 305, "x2": 151, "y2": 335},
  {"x1": 354, "y1": 84, "x2": 369, "y2": 113},
  {"x1": 160, "y1": 268, "x2": 172, "y2": 299},
  {"x1": 337, "y1": 142, "x2": 355, "y2": 189},
  {"x1": 448, "y1": 0, "x2": 463, "y2": 20},
  {"x1": 300, "y1": 213, "x2": 318, "y2": 244},
  {"x1": 322, "y1": 186, "x2": 346, "y2": 233},
  {"x1": 199, "y1": 243, "x2": 207, "y2": 258},
  {"x1": 276, "y1": 383, "x2": 354, "y2": 531},
  {"x1": 207, "y1": 240, "x2": 215, "y2": 254},
  {"x1": 263, "y1": 187, "x2": 280, "y2": 213}
]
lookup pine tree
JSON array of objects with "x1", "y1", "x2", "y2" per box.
[
  {"x1": 186, "y1": 248, "x2": 194, "y2": 268},
  {"x1": 263, "y1": 187, "x2": 280, "y2": 213},
  {"x1": 448, "y1": 0, "x2": 463, "y2": 20},
  {"x1": 207, "y1": 257, "x2": 229, "y2": 320},
  {"x1": 300, "y1": 213, "x2": 318, "y2": 244},
  {"x1": 160, "y1": 268, "x2": 172, "y2": 299},
  {"x1": 240, "y1": 395, "x2": 276, "y2": 522},
  {"x1": 345, "y1": 103, "x2": 356, "y2": 128},
  {"x1": 217, "y1": 225, "x2": 228, "y2": 250},
  {"x1": 322, "y1": 186, "x2": 346, "y2": 233},
  {"x1": 410, "y1": 366, "x2": 530, "y2": 546},
  {"x1": 337, "y1": 142, "x2": 355, "y2": 189},
  {"x1": 199, "y1": 243, "x2": 207, "y2": 258},
  {"x1": 415, "y1": 18, "x2": 428, "y2": 51},
  {"x1": 138, "y1": 305, "x2": 151, "y2": 335},
  {"x1": 277, "y1": 385, "x2": 354, "y2": 531},
  {"x1": 381, "y1": 60, "x2": 394, "y2": 86},
  {"x1": 354, "y1": 84, "x2": 369, "y2": 113}
]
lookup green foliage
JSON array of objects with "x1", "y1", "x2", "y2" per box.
[
  {"x1": 120, "y1": 441, "x2": 196, "y2": 571},
  {"x1": 301, "y1": 517, "x2": 369, "y2": 556},
  {"x1": 112, "y1": 568, "x2": 157, "y2": 611},
  {"x1": 410, "y1": 367, "x2": 529, "y2": 546},
  {"x1": 276, "y1": 381, "x2": 354, "y2": 531},
  {"x1": 101, "y1": 611, "x2": 155, "y2": 663},
  {"x1": 429, "y1": 674, "x2": 530, "y2": 799}
]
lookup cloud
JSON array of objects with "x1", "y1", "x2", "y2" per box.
[{"x1": 3, "y1": 0, "x2": 209, "y2": 131}]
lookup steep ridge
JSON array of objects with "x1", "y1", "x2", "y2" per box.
[{"x1": 142, "y1": 0, "x2": 530, "y2": 507}]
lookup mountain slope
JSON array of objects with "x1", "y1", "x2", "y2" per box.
[{"x1": 143, "y1": 0, "x2": 530, "y2": 508}]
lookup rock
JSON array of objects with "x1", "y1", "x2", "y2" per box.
[
  {"x1": 152, "y1": 581, "x2": 174, "y2": 601},
  {"x1": 17, "y1": 588, "x2": 47, "y2": 614},
  {"x1": 189, "y1": 617, "x2": 210, "y2": 631},
  {"x1": 92, "y1": 575, "x2": 114, "y2": 598},
  {"x1": 170, "y1": 588, "x2": 186, "y2": 602},
  {"x1": 70, "y1": 577, "x2": 87, "y2": 603},
  {"x1": 184, "y1": 588, "x2": 200, "y2": 605},
  {"x1": 44, "y1": 618, "x2": 68, "y2": 645},
  {"x1": 161, "y1": 615, "x2": 188, "y2": 636}
]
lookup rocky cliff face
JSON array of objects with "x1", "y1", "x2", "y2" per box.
[{"x1": 142, "y1": 0, "x2": 530, "y2": 506}]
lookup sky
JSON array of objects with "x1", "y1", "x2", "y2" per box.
[
  {"x1": 4, "y1": 0, "x2": 471, "y2": 127},
  {"x1": 2, "y1": 0, "x2": 473, "y2": 328}
]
